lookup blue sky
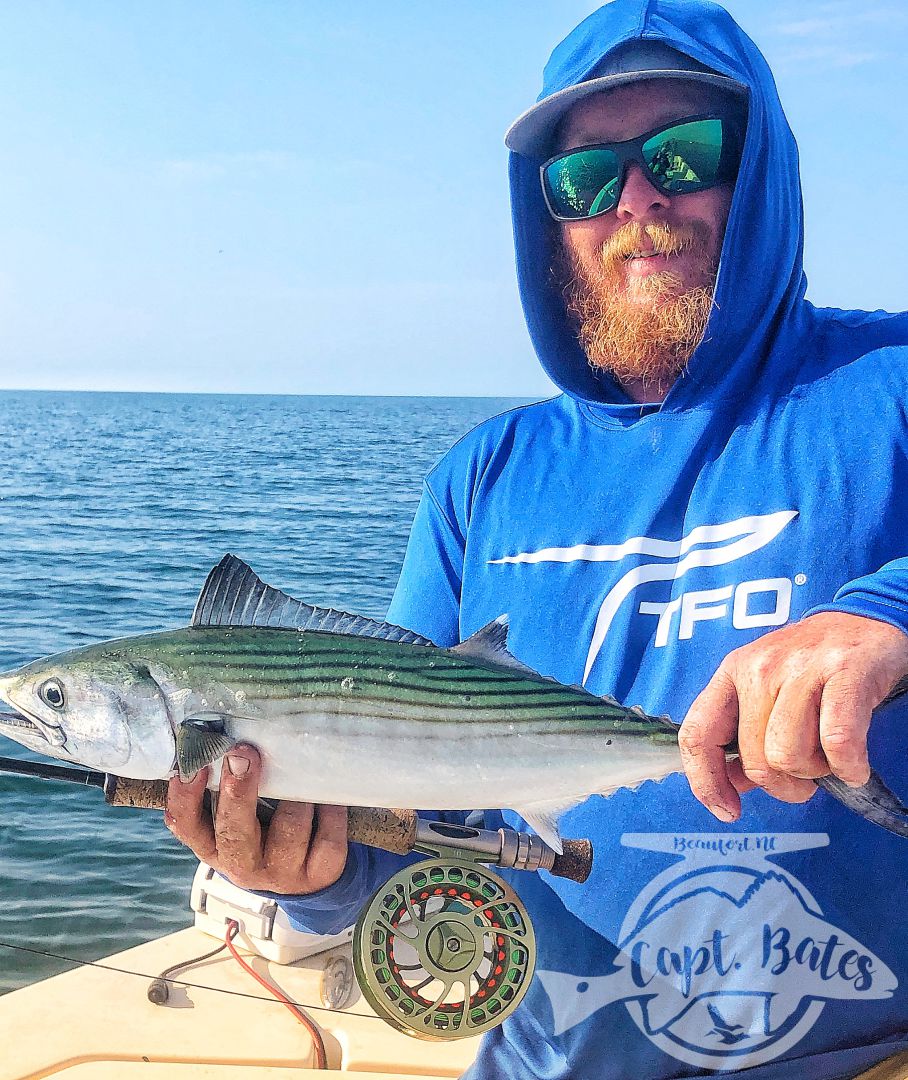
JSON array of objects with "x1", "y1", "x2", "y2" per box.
[{"x1": 0, "y1": 1, "x2": 904, "y2": 396}]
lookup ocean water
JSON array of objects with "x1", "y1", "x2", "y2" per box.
[{"x1": 0, "y1": 390, "x2": 531, "y2": 994}]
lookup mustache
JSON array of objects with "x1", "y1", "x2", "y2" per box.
[
  {"x1": 554, "y1": 219, "x2": 719, "y2": 394},
  {"x1": 599, "y1": 221, "x2": 712, "y2": 275}
]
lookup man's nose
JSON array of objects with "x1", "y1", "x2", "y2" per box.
[{"x1": 615, "y1": 163, "x2": 670, "y2": 220}]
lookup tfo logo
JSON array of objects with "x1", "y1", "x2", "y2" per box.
[
  {"x1": 537, "y1": 834, "x2": 896, "y2": 1070},
  {"x1": 490, "y1": 510, "x2": 799, "y2": 683},
  {"x1": 640, "y1": 576, "x2": 792, "y2": 647}
]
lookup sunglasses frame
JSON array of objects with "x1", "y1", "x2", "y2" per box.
[{"x1": 539, "y1": 112, "x2": 743, "y2": 223}]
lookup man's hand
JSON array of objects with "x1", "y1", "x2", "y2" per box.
[
  {"x1": 164, "y1": 744, "x2": 348, "y2": 895},
  {"x1": 679, "y1": 612, "x2": 908, "y2": 822}
]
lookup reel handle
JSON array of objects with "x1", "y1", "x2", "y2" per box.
[{"x1": 103, "y1": 779, "x2": 592, "y2": 883}]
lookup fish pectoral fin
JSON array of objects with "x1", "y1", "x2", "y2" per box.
[
  {"x1": 176, "y1": 717, "x2": 236, "y2": 780},
  {"x1": 512, "y1": 796, "x2": 588, "y2": 855}
]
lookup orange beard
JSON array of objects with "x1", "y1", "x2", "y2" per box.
[{"x1": 561, "y1": 221, "x2": 718, "y2": 397}]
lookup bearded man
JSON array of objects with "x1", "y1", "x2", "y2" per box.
[
  {"x1": 553, "y1": 87, "x2": 732, "y2": 402},
  {"x1": 167, "y1": 2, "x2": 908, "y2": 1077}
]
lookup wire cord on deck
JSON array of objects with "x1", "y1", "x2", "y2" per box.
[
  {"x1": 147, "y1": 939, "x2": 229, "y2": 1005},
  {"x1": 0, "y1": 938, "x2": 375, "y2": 1021},
  {"x1": 224, "y1": 920, "x2": 328, "y2": 1069}
]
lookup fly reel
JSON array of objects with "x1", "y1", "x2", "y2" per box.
[{"x1": 353, "y1": 854, "x2": 536, "y2": 1040}]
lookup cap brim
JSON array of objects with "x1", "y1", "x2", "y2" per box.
[{"x1": 505, "y1": 70, "x2": 748, "y2": 157}]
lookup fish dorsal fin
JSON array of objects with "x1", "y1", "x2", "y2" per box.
[
  {"x1": 450, "y1": 615, "x2": 541, "y2": 677},
  {"x1": 192, "y1": 555, "x2": 436, "y2": 645}
]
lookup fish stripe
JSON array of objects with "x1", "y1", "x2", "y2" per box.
[
  {"x1": 160, "y1": 647, "x2": 492, "y2": 684},
  {"x1": 229, "y1": 681, "x2": 605, "y2": 711},
  {"x1": 143, "y1": 642, "x2": 653, "y2": 721},
  {"x1": 208, "y1": 695, "x2": 674, "y2": 737},
  {"x1": 158, "y1": 648, "x2": 543, "y2": 685},
  {"x1": 162, "y1": 662, "x2": 616, "y2": 708},
  {"x1": 160, "y1": 636, "x2": 527, "y2": 671},
  {"x1": 272, "y1": 694, "x2": 666, "y2": 733},
  {"x1": 157, "y1": 642, "x2": 565, "y2": 692},
  {"x1": 79, "y1": 629, "x2": 676, "y2": 734}
]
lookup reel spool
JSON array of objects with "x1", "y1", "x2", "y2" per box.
[{"x1": 353, "y1": 857, "x2": 535, "y2": 1040}]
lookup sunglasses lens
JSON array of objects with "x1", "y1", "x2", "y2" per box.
[
  {"x1": 543, "y1": 148, "x2": 623, "y2": 220},
  {"x1": 642, "y1": 118, "x2": 725, "y2": 194}
]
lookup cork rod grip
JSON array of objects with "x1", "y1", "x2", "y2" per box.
[
  {"x1": 103, "y1": 777, "x2": 422, "y2": 851},
  {"x1": 104, "y1": 775, "x2": 170, "y2": 808},
  {"x1": 346, "y1": 806, "x2": 418, "y2": 853}
]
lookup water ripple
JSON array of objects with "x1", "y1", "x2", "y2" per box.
[{"x1": 0, "y1": 390, "x2": 525, "y2": 992}]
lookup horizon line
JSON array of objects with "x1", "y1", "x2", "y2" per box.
[{"x1": 0, "y1": 386, "x2": 543, "y2": 401}]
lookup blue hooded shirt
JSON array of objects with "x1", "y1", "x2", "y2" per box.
[{"x1": 278, "y1": 2, "x2": 908, "y2": 1075}]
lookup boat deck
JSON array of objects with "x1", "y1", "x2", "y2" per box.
[
  {"x1": 0, "y1": 927, "x2": 480, "y2": 1079},
  {"x1": 8, "y1": 924, "x2": 907, "y2": 1079}
]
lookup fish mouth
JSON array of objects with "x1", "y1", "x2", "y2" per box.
[
  {"x1": 0, "y1": 707, "x2": 67, "y2": 748},
  {"x1": 0, "y1": 675, "x2": 67, "y2": 748}
]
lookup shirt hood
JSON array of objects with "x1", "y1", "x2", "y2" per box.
[{"x1": 509, "y1": 0, "x2": 807, "y2": 413}]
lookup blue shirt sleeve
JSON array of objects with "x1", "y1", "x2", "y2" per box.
[
  {"x1": 386, "y1": 480, "x2": 466, "y2": 647},
  {"x1": 265, "y1": 842, "x2": 402, "y2": 935},
  {"x1": 270, "y1": 808, "x2": 475, "y2": 934},
  {"x1": 805, "y1": 556, "x2": 908, "y2": 637}
]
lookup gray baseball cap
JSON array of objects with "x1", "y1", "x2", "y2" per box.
[{"x1": 505, "y1": 41, "x2": 747, "y2": 157}]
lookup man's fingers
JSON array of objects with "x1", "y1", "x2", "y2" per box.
[
  {"x1": 679, "y1": 667, "x2": 741, "y2": 821},
  {"x1": 736, "y1": 666, "x2": 816, "y2": 805},
  {"x1": 262, "y1": 801, "x2": 316, "y2": 884},
  {"x1": 304, "y1": 804, "x2": 348, "y2": 888},
  {"x1": 262, "y1": 803, "x2": 347, "y2": 894},
  {"x1": 726, "y1": 757, "x2": 758, "y2": 796},
  {"x1": 213, "y1": 746, "x2": 264, "y2": 879},
  {"x1": 819, "y1": 673, "x2": 873, "y2": 786},
  {"x1": 165, "y1": 768, "x2": 217, "y2": 863},
  {"x1": 164, "y1": 748, "x2": 350, "y2": 895},
  {"x1": 764, "y1": 676, "x2": 829, "y2": 779}
]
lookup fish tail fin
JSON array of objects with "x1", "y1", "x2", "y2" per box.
[{"x1": 817, "y1": 770, "x2": 908, "y2": 838}]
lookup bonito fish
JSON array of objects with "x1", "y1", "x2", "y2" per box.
[{"x1": 0, "y1": 556, "x2": 906, "y2": 850}]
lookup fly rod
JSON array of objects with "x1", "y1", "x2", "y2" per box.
[{"x1": 0, "y1": 745, "x2": 592, "y2": 883}]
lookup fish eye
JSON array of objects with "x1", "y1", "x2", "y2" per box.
[{"x1": 39, "y1": 679, "x2": 65, "y2": 710}]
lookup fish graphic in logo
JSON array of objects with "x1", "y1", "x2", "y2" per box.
[
  {"x1": 537, "y1": 833, "x2": 897, "y2": 1069},
  {"x1": 489, "y1": 510, "x2": 797, "y2": 683}
]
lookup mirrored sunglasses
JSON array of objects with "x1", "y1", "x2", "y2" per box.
[{"x1": 540, "y1": 114, "x2": 743, "y2": 222}]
